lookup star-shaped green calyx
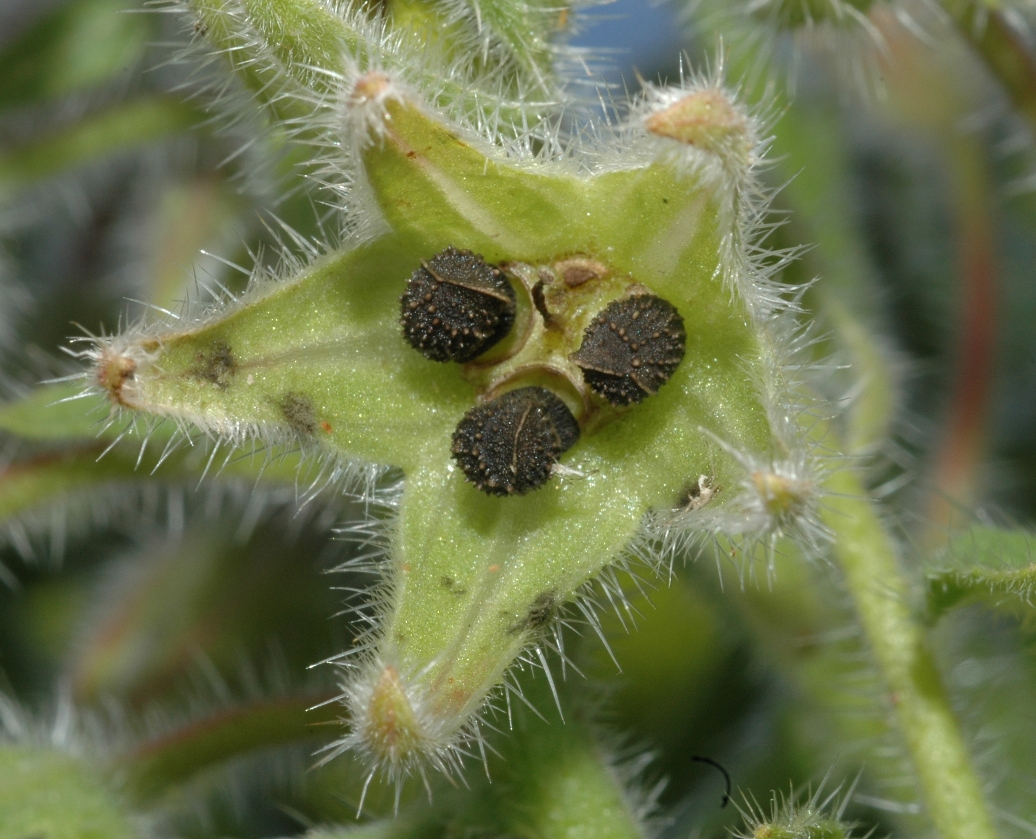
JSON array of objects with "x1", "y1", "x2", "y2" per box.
[{"x1": 84, "y1": 66, "x2": 808, "y2": 784}]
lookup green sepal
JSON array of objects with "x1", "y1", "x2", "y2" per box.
[
  {"x1": 480, "y1": 677, "x2": 649, "y2": 839},
  {"x1": 926, "y1": 526, "x2": 1036, "y2": 620},
  {"x1": 363, "y1": 96, "x2": 741, "y2": 305},
  {"x1": 108, "y1": 237, "x2": 469, "y2": 474}
]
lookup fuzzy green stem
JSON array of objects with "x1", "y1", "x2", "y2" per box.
[
  {"x1": 926, "y1": 565, "x2": 1036, "y2": 617},
  {"x1": 823, "y1": 464, "x2": 998, "y2": 839},
  {"x1": 924, "y1": 525, "x2": 1036, "y2": 620},
  {"x1": 189, "y1": 0, "x2": 327, "y2": 126},
  {"x1": 189, "y1": 0, "x2": 556, "y2": 146},
  {"x1": 471, "y1": 677, "x2": 649, "y2": 839},
  {"x1": 771, "y1": 101, "x2": 896, "y2": 454},
  {"x1": 490, "y1": 715, "x2": 648, "y2": 839}
]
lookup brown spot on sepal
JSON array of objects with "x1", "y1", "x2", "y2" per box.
[
  {"x1": 280, "y1": 392, "x2": 318, "y2": 435},
  {"x1": 192, "y1": 340, "x2": 236, "y2": 389},
  {"x1": 451, "y1": 387, "x2": 579, "y2": 496},
  {"x1": 440, "y1": 575, "x2": 467, "y2": 596},
  {"x1": 508, "y1": 592, "x2": 557, "y2": 634},
  {"x1": 571, "y1": 293, "x2": 686, "y2": 406},
  {"x1": 400, "y1": 247, "x2": 516, "y2": 363}
]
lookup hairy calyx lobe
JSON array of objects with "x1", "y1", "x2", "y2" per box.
[{"x1": 364, "y1": 666, "x2": 427, "y2": 764}]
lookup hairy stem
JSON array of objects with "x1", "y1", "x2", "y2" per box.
[
  {"x1": 189, "y1": 0, "x2": 554, "y2": 145},
  {"x1": 823, "y1": 464, "x2": 998, "y2": 839},
  {"x1": 189, "y1": 0, "x2": 330, "y2": 126}
]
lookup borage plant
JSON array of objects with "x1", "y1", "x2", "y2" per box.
[{"x1": 1, "y1": 1, "x2": 1035, "y2": 838}]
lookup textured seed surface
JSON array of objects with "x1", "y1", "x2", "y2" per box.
[
  {"x1": 400, "y1": 247, "x2": 516, "y2": 363},
  {"x1": 451, "y1": 387, "x2": 580, "y2": 496},
  {"x1": 571, "y1": 294, "x2": 686, "y2": 405}
]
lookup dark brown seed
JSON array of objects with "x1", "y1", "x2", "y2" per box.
[
  {"x1": 571, "y1": 293, "x2": 686, "y2": 405},
  {"x1": 451, "y1": 387, "x2": 580, "y2": 496},
  {"x1": 400, "y1": 247, "x2": 516, "y2": 363}
]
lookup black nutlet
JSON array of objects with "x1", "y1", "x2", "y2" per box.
[
  {"x1": 400, "y1": 247, "x2": 516, "y2": 363},
  {"x1": 451, "y1": 386, "x2": 580, "y2": 496},
  {"x1": 571, "y1": 293, "x2": 686, "y2": 405}
]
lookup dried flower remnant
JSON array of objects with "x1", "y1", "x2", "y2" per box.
[
  {"x1": 363, "y1": 666, "x2": 427, "y2": 767},
  {"x1": 752, "y1": 468, "x2": 813, "y2": 526},
  {"x1": 645, "y1": 88, "x2": 753, "y2": 165},
  {"x1": 94, "y1": 346, "x2": 138, "y2": 407}
]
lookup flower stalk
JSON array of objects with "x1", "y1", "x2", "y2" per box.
[{"x1": 822, "y1": 461, "x2": 997, "y2": 839}]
